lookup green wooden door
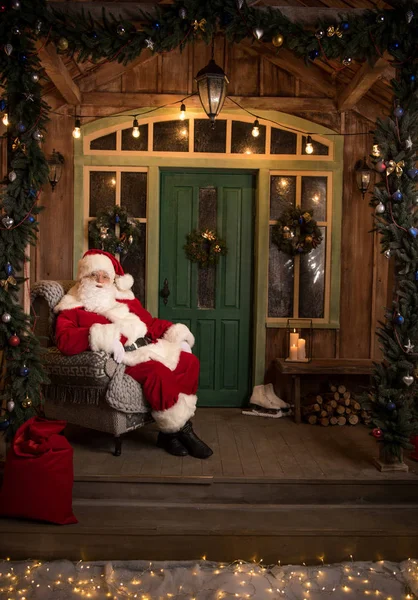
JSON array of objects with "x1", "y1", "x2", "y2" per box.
[{"x1": 159, "y1": 171, "x2": 254, "y2": 407}]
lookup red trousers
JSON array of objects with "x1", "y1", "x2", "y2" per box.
[{"x1": 125, "y1": 351, "x2": 200, "y2": 412}]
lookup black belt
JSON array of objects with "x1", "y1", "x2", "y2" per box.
[{"x1": 124, "y1": 335, "x2": 152, "y2": 352}]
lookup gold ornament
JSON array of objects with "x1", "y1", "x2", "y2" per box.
[
  {"x1": 272, "y1": 33, "x2": 284, "y2": 48},
  {"x1": 386, "y1": 159, "x2": 405, "y2": 177},
  {"x1": 372, "y1": 144, "x2": 381, "y2": 158},
  {"x1": 283, "y1": 226, "x2": 291, "y2": 239},
  {"x1": 57, "y1": 37, "x2": 69, "y2": 51},
  {"x1": 327, "y1": 26, "x2": 343, "y2": 38},
  {"x1": 305, "y1": 235, "x2": 313, "y2": 243},
  {"x1": 193, "y1": 19, "x2": 206, "y2": 32},
  {"x1": 0, "y1": 276, "x2": 17, "y2": 291},
  {"x1": 302, "y1": 212, "x2": 312, "y2": 223},
  {"x1": 21, "y1": 396, "x2": 32, "y2": 409},
  {"x1": 11, "y1": 137, "x2": 27, "y2": 154},
  {"x1": 214, "y1": 244, "x2": 221, "y2": 253},
  {"x1": 128, "y1": 235, "x2": 134, "y2": 244},
  {"x1": 202, "y1": 229, "x2": 215, "y2": 241},
  {"x1": 100, "y1": 226, "x2": 109, "y2": 239}
]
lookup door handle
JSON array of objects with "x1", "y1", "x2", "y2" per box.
[{"x1": 161, "y1": 278, "x2": 170, "y2": 306}]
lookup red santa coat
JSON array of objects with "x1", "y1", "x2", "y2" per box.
[{"x1": 54, "y1": 294, "x2": 199, "y2": 433}]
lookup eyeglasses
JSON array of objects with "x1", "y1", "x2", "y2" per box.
[{"x1": 87, "y1": 271, "x2": 111, "y2": 282}]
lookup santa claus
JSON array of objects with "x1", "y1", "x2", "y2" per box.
[{"x1": 54, "y1": 249, "x2": 213, "y2": 459}]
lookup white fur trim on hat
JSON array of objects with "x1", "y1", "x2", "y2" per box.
[
  {"x1": 163, "y1": 323, "x2": 195, "y2": 348},
  {"x1": 89, "y1": 323, "x2": 119, "y2": 353},
  {"x1": 115, "y1": 273, "x2": 133, "y2": 291},
  {"x1": 152, "y1": 393, "x2": 197, "y2": 433},
  {"x1": 77, "y1": 254, "x2": 116, "y2": 281}
]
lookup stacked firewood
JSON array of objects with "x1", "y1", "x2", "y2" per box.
[{"x1": 302, "y1": 383, "x2": 371, "y2": 426}]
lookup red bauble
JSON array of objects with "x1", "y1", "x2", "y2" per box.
[
  {"x1": 8, "y1": 334, "x2": 20, "y2": 347},
  {"x1": 375, "y1": 161, "x2": 386, "y2": 173},
  {"x1": 0, "y1": 5, "x2": 6, "y2": 12},
  {"x1": 372, "y1": 428, "x2": 383, "y2": 439}
]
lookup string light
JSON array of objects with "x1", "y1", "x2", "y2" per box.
[
  {"x1": 251, "y1": 119, "x2": 260, "y2": 137},
  {"x1": 305, "y1": 135, "x2": 314, "y2": 154},
  {"x1": 72, "y1": 117, "x2": 81, "y2": 139},
  {"x1": 132, "y1": 117, "x2": 140, "y2": 138},
  {"x1": 2, "y1": 113, "x2": 8, "y2": 126},
  {"x1": 179, "y1": 103, "x2": 186, "y2": 120}
]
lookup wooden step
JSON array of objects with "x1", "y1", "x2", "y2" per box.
[{"x1": 1, "y1": 501, "x2": 418, "y2": 564}]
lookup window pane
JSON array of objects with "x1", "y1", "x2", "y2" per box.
[
  {"x1": 299, "y1": 227, "x2": 326, "y2": 319},
  {"x1": 268, "y1": 227, "x2": 294, "y2": 318},
  {"x1": 271, "y1": 128, "x2": 297, "y2": 154},
  {"x1": 231, "y1": 120, "x2": 266, "y2": 155},
  {"x1": 120, "y1": 172, "x2": 147, "y2": 218},
  {"x1": 302, "y1": 135, "x2": 329, "y2": 156},
  {"x1": 121, "y1": 223, "x2": 146, "y2": 305},
  {"x1": 270, "y1": 176, "x2": 296, "y2": 220},
  {"x1": 121, "y1": 125, "x2": 148, "y2": 151},
  {"x1": 194, "y1": 119, "x2": 227, "y2": 153},
  {"x1": 301, "y1": 176, "x2": 327, "y2": 222},
  {"x1": 153, "y1": 120, "x2": 189, "y2": 152},
  {"x1": 90, "y1": 132, "x2": 117, "y2": 151},
  {"x1": 89, "y1": 171, "x2": 116, "y2": 216},
  {"x1": 198, "y1": 186, "x2": 217, "y2": 309}
]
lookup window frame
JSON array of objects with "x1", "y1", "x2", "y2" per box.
[{"x1": 267, "y1": 170, "x2": 333, "y2": 326}]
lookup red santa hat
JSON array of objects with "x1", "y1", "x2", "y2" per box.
[{"x1": 77, "y1": 250, "x2": 134, "y2": 292}]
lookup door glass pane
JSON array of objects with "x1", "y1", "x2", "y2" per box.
[
  {"x1": 90, "y1": 132, "x2": 117, "y2": 151},
  {"x1": 301, "y1": 176, "x2": 327, "y2": 222},
  {"x1": 121, "y1": 125, "x2": 148, "y2": 151},
  {"x1": 270, "y1": 128, "x2": 297, "y2": 154},
  {"x1": 120, "y1": 172, "x2": 147, "y2": 218},
  {"x1": 121, "y1": 223, "x2": 146, "y2": 305},
  {"x1": 194, "y1": 119, "x2": 227, "y2": 153},
  {"x1": 268, "y1": 227, "x2": 294, "y2": 317},
  {"x1": 89, "y1": 171, "x2": 116, "y2": 216},
  {"x1": 302, "y1": 135, "x2": 329, "y2": 156},
  {"x1": 299, "y1": 227, "x2": 326, "y2": 319},
  {"x1": 231, "y1": 120, "x2": 266, "y2": 155},
  {"x1": 270, "y1": 175, "x2": 296, "y2": 220},
  {"x1": 198, "y1": 186, "x2": 217, "y2": 309},
  {"x1": 153, "y1": 120, "x2": 189, "y2": 152}
]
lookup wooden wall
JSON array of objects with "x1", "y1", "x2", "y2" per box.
[{"x1": 34, "y1": 40, "x2": 390, "y2": 364}]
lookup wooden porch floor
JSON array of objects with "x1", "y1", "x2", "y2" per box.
[{"x1": 68, "y1": 408, "x2": 418, "y2": 480}]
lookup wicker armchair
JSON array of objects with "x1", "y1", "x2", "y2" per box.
[{"x1": 31, "y1": 280, "x2": 152, "y2": 456}]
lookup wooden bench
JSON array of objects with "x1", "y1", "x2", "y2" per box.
[{"x1": 274, "y1": 358, "x2": 375, "y2": 424}]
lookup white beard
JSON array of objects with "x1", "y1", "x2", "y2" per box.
[{"x1": 78, "y1": 278, "x2": 118, "y2": 313}]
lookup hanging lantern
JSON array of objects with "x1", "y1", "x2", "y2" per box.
[
  {"x1": 47, "y1": 149, "x2": 64, "y2": 191},
  {"x1": 195, "y1": 59, "x2": 229, "y2": 128},
  {"x1": 355, "y1": 156, "x2": 372, "y2": 199}
]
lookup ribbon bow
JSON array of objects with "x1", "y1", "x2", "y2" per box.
[
  {"x1": 386, "y1": 160, "x2": 405, "y2": 177},
  {"x1": 0, "y1": 276, "x2": 17, "y2": 291},
  {"x1": 12, "y1": 137, "x2": 27, "y2": 154},
  {"x1": 327, "y1": 26, "x2": 343, "y2": 38},
  {"x1": 193, "y1": 18, "x2": 206, "y2": 32},
  {"x1": 202, "y1": 229, "x2": 215, "y2": 241}
]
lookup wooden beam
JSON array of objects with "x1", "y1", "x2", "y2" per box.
[
  {"x1": 352, "y1": 96, "x2": 390, "y2": 124},
  {"x1": 337, "y1": 55, "x2": 392, "y2": 112},
  {"x1": 81, "y1": 91, "x2": 336, "y2": 113},
  {"x1": 37, "y1": 43, "x2": 81, "y2": 105},
  {"x1": 240, "y1": 39, "x2": 335, "y2": 99},
  {"x1": 78, "y1": 50, "x2": 154, "y2": 93}
]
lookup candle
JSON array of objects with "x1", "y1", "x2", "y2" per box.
[
  {"x1": 289, "y1": 345, "x2": 298, "y2": 361},
  {"x1": 290, "y1": 329, "x2": 299, "y2": 348},
  {"x1": 297, "y1": 338, "x2": 306, "y2": 360}
]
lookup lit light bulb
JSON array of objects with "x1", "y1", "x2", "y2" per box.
[
  {"x1": 252, "y1": 119, "x2": 260, "y2": 137},
  {"x1": 132, "y1": 118, "x2": 140, "y2": 138},
  {"x1": 72, "y1": 118, "x2": 81, "y2": 139},
  {"x1": 2, "y1": 113, "x2": 8, "y2": 126},
  {"x1": 180, "y1": 128, "x2": 188, "y2": 137},
  {"x1": 179, "y1": 103, "x2": 186, "y2": 121},
  {"x1": 305, "y1": 135, "x2": 314, "y2": 154}
]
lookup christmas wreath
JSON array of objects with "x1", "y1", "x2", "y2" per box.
[
  {"x1": 184, "y1": 229, "x2": 227, "y2": 268},
  {"x1": 272, "y1": 207, "x2": 323, "y2": 256},
  {"x1": 88, "y1": 206, "x2": 142, "y2": 260}
]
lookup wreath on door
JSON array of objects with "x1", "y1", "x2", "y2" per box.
[
  {"x1": 184, "y1": 229, "x2": 227, "y2": 268},
  {"x1": 272, "y1": 207, "x2": 323, "y2": 256}
]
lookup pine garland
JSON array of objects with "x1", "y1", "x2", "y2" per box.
[
  {"x1": 272, "y1": 208, "x2": 322, "y2": 256},
  {"x1": 0, "y1": 0, "x2": 418, "y2": 459},
  {"x1": 88, "y1": 205, "x2": 143, "y2": 261}
]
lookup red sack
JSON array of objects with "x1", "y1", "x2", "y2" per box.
[{"x1": 0, "y1": 417, "x2": 77, "y2": 524}]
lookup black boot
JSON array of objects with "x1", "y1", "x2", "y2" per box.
[
  {"x1": 157, "y1": 431, "x2": 188, "y2": 457},
  {"x1": 176, "y1": 421, "x2": 213, "y2": 459}
]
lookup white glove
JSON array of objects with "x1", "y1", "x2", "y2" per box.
[
  {"x1": 181, "y1": 341, "x2": 192, "y2": 354},
  {"x1": 112, "y1": 339, "x2": 125, "y2": 363}
]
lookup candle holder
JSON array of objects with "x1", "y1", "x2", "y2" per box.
[{"x1": 285, "y1": 319, "x2": 313, "y2": 363}]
